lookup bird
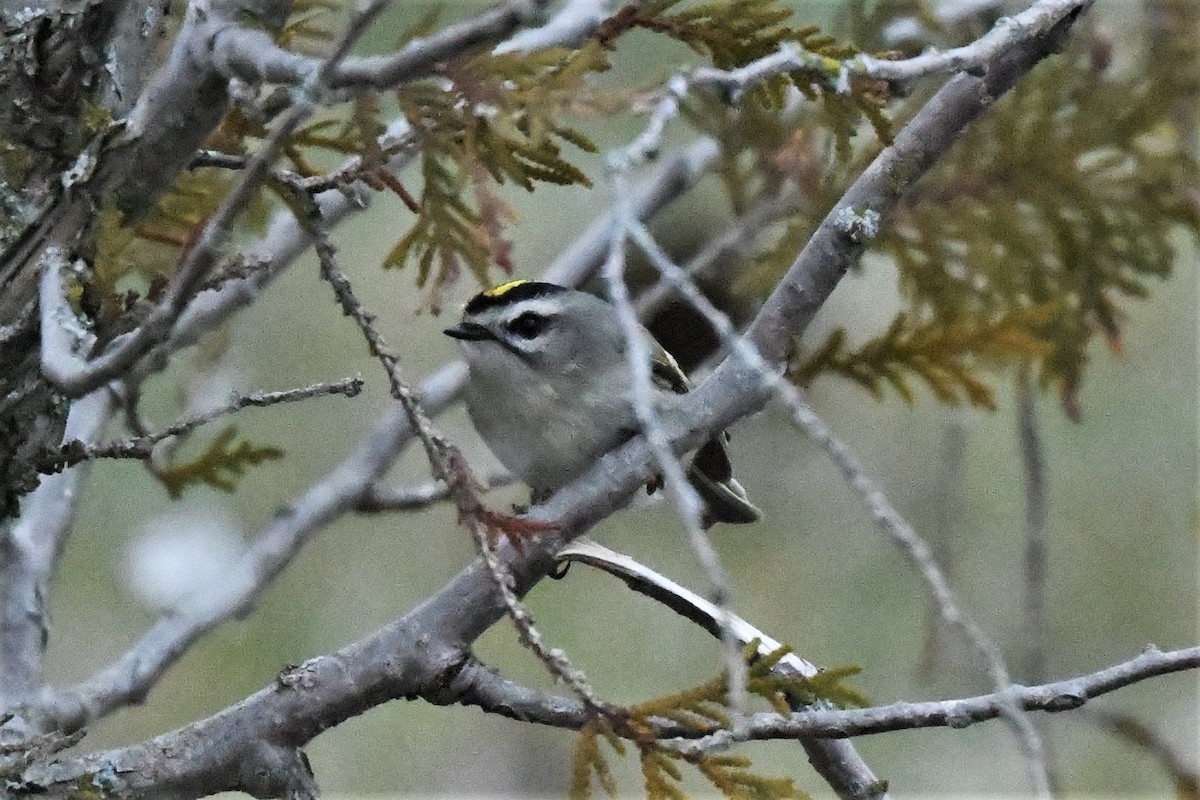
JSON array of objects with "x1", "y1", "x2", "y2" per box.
[{"x1": 444, "y1": 279, "x2": 759, "y2": 526}]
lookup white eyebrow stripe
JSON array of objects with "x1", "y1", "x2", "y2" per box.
[{"x1": 502, "y1": 299, "x2": 562, "y2": 322}]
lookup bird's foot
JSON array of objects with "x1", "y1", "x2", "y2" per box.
[{"x1": 473, "y1": 508, "x2": 559, "y2": 553}]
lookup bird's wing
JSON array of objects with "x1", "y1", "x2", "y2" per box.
[{"x1": 645, "y1": 338, "x2": 760, "y2": 525}]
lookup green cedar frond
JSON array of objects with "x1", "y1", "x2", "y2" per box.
[
  {"x1": 743, "y1": 645, "x2": 870, "y2": 710},
  {"x1": 92, "y1": 203, "x2": 139, "y2": 300},
  {"x1": 617, "y1": 0, "x2": 895, "y2": 146},
  {"x1": 139, "y1": 168, "x2": 242, "y2": 248},
  {"x1": 278, "y1": 0, "x2": 344, "y2": 51},
  {"x1": 743, "y1": 34, "x2": 1199, "y2": 417},
  {"x1": 878, "y1": 47, "x2": 1200, "y2": 412},
  {"x1": 289, "y1": 96, "x2": 388, "y2": 168},
  {"x1": 641, "y1": 750, "x2": 687, "y2": 800},
  {"x1": 571, "y1": 723, "x2": 620, "y2": 799},
  {"x1": 569, "y1": 646, "x2": 863, "y2": 798},
  {"x1": 792, "y1": 308, "x2": 1058, "y2": 410},
  {"x1": 763, "y1": 665, "x2": 870, "y2": 711},
  {"x1": 88, "y1": 167, "x2": 248, "y2": 329},
  {"x1": 383, "y1": 147, "x2": 490, "y2": 290},
  {"x1": 635, "y1": 744, "x2": 810, "y2": 800},
  {"x1": 697, "y1": 757, "x2": 811, "y2": 800},
  {"x1": 386, "y1": 46, "x2": 603, "y2": 297},
  {"x1": 94, "y1": 168, "x2": 231, "y2": 292},
  {"x1": 632, "y1": 675, "x2": 727, "y2": 729},
  {"x1": 156, "y1": 426, "x2": 284, "y2": 499}
]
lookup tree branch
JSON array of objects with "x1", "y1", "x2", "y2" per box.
[
  {"x1": 495, "y1": 0, "x2": 623, "y2": 53},
  {"x1": 1018, "y1": 372, "x2": 1050, "y2": 685},
  {"x1": 215, "y1": 0, "x2": 550, "y2": 89},
  {"x1": 673, "y1": 645, "x2": 1200, "y2": 752},
  {"x1": 0, "y1": 390, "x2": 114, "y2": 709},
  {"x1": 42, "y1": 377, "x2": 363, "y2": 472}
]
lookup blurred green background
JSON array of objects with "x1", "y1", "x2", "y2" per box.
[{"x1": 42, "y1": 0, "x2": 1197, "y2": 796}]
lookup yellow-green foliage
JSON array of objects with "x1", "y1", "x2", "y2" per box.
[
  {"x1": 364, "y1": 0, "x2": 891, "y2": 303},
  {"x1": 609, "y1": 0, "x2": 893, "y2": 140},
  {"x1": 90, "y1": 168, "x2": 238, "y2": 328},
  {"x1": 170, "y1": 0, "x2": 899, "y2": 312},
  {"x1": 570, "y1": 645, "x2": 865, "y2": 800},
  {"x1": 289, "y1": 95, "x2": 388, "y2": 169},
  {"x1": 743, "y1": 22, "x2": 1200, "y2": 417},
  {"x1": 277, "y1": 0, "x2": 340, "y2": 51},
  {"x1": 384, "y1": 45, "x2": 604, "y2": 301},
  {"x1": 884, "y1": 47, "x2": 1199, "y2": 413},
  {"x1": 612, "y1": 0, "x2": 894, "y2": 162},
  {"x1": 157, "y1": 426, "x2": 284, "y2": 499},
  {"x1": 792, "y1": 307, "x2": 1057, "y2": 410}
]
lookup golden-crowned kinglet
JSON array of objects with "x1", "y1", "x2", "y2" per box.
[{"x1": 444, "y1": 280, "x2": 760, "y2": 526}]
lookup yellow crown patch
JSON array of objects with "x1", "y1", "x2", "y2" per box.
[{"x1": 483, "y1": 280, "x2": 530, "y2": 299}]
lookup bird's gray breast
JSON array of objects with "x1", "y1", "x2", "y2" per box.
[{"x1": 464, "y1": 359, "x2": 634, "y2": 494}]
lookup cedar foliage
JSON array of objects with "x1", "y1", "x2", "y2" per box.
[
  {"x1": 739, "y1": 9, "x2": 1199, "y2": 417},
  {"x1": 157, "y1": 425, "x2": 285, "y2": 499},
  {"x1": 570, "y1": 645, "x2": 865, "y2": 800},
  {"x1": 70, "y1": 0, "x2": 895, "y2": 317}
]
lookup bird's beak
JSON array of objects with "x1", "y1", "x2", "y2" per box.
[{"x1": 443, "y1": 321, "x2": 495, "y2": 341}]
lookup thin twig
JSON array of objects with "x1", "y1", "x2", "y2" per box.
[
  {"x1": 1084, "y1": 707, "x2": 1200, "y2": 796},
  {"x1": 672, "y1": 645, "x2": 1200, "y2": 754},
  {"x1": 357, "y1": 472, "x2": 514, "y2": 513},
  {"x1": 214, "y1": 0, "x2": 549, "y2": 90},
  {"x1": 42, "y1": 377, "x2": 364, "y2": 473},
  {"x1": 196, "y1": 254, "x2": 277, "y2": 295},
  {"x1": 604, "y1": 170, "x2": 748, "y2": 717},
  {"x1": 281, "y1": 129, "x2": 420, "y2": 195},
  {"x1": 189, "y1": 150, "x2": 248, "y2": 171},
  {"x1": 1017, "y1": 371, "x2": 1049, "y2": 685}
]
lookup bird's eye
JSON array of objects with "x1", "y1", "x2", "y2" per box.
[{"x1": 507, "y1": 311, "x2": 547, "y2": 340}]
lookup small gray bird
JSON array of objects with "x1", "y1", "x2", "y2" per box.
[{"x1": 444, "y1": 280, "x2": 759, "y2": 526}]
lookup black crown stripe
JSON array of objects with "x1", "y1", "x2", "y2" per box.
[{"x1": 464, "y1": 280, "x2": 568, "y2": 315}]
